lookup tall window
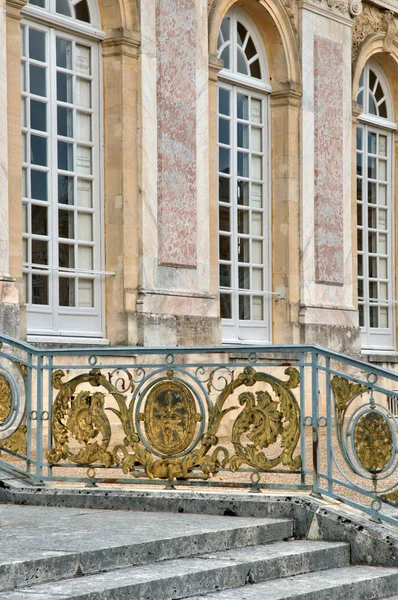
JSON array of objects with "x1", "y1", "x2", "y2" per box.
[
  {"x1": 21, "y1": 0, "x2": 103, "y2": 340},
  {"x1": 217, "y1": 9, "x2": 271, "y2": 343},
  {"x1": 356, "y1": 62, "x2": 395, "y2": 350}
]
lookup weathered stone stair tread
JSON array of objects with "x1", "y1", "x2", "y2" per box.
[
  {"x1": 0, "y1": 540, "x2": 349, "y2": 599},
  {"x1": 0, "y1": 504, "x2": 293, "y2": 590},
  {"x1": 189, "y1": 566, "x2": 398, "y2": 599}
]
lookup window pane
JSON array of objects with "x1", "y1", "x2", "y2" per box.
[
  {"x1": 32, "y1": 239, "x2": 48, "y2": 264},
  {"x1": 77, "y1": 145, "x2": 92, "y2": 174},
  {"x1": 368, "y1": 182, "x2": 376, "y2": 204},
  {"x1": 76, "y1": 78, "x2": 91, "y2": 108},
  {"x1": 251, "y1": 128, "x2": 262, "y2": 152},
  {"x1": 58, "y1": 141, "x2": 73, "y2": 171},
  {"x1": 237, "y1": 209, "x2": 249, "y2": 234},
  {"x1": 218, "y1": 118, "x2": 230, "y2": 145},
  {"x1": 252, "y1": 297, "x2": 263, "y2": 320},
  {"x1": 77, "y1": 213, "x2": 92, "y2": 241},
  {"x1": 57, "y1": 106, "x2": 73, "y2": 137},
  {"x1": 76, "y1": 45, "x2": 91, "y2": 75},
  {"x1": 31, "y1": 135, "x2": 47, "y2": 166},
  {"x1": 59, "y1": 277, "x2": 75, "y2": 306},
  {"x1": 239, "y1": 295, "x2": 250, "y2": 320},
  {"x1": 237, "y1": 49, "x2": 248, "y2": 75},
  {"x1": 238, "y1": 266, "x2": 250, "y2": 289},
  {"x1": 32, "y1": 274, "x2": 48, "y2": 304},
  {"x1": 31, "y1": 170, "x2": 47, "y2": 201},
  {"x1": 379, "y1": 135, "x2": 387, "y2": 157},
  {"x1": 219, "y1": 264, "x2": 231, "y2": 288},
  {"x1": 78, "y1": 246, "x2": 93, "y2": 270},
  {"x1": 77, "y1": 179, "x2": 92, "y2": 207},
  {"x1": 29, "y1": 29, "x2": 46, "y2": 63},
  {"x1": 237, "y1": 94, "x2": 248, "y2": 120},
  {"x1": 219, "y1": 236, "x2": 230, "y2": 261},
  {"x1": 58, "y1": 175, "x2": 74, "y2": 204},
  {"x1": 237, "y1": 123, "x2": 249, "y2": 148},
  {"x1": 219, "y1": 177, "x2": 230, "y2": 203},
  {"x1": 30, "y1": 100, "x2": 47, "y2": 132},
  {"x1": 74, "y1": 0, "x2": 91, "y2": 23},
  {"x1": 58, "y1": 209, "x2": 74, "y2": 238},
  {"x1": 57, "y1": 72, "x2": 73, "y2": 103},
  {"x1": 59, "y1": 243, "x2": 74, "y2": 268},
  {"x1": 251, "y1": 155, "x2": 262, "y2": 180},
  {"x1": 78, "y1": 279, "x2": 94, "y2": 307},
  {"x1": 251, "y1": 99, "x2": 261, "y2": 123},
  {"x1": 252, "y1": 268, "x2": 263, "y2": 291},
  {"x1": 218, "y1": 88, "x2": 230, "y2": 116},
  {"x1": 368, "y1": 132, "x2": 377, "y2": 154},
  {"x1": 30, "y1": 65, "x2": 46, "y2": 97},
  {"x1": 237, "y1": 152, "x2": 248, "y2": 177},
  {"x1": 219, "y1": 147, "x2": 230, "y2": 174},
  {"x1": 219, "y1": 206, "x2": 230, "y2": 232},
  {"x1": 252, "y1": 212, "x2": 262, "y2": 236},
  {"x1": 380, "y1": 307, "x2": 388, "y2": 328},
  {"x1": 251, "y1": 183, "x2": 262, "y2": 208},
  {"x1": 56, "y1": 0, "x2": 72, "y2": 17},
  {"x1": 237, "y1": 181, "x2": 249, "y2": 206},
  {"x1": 238, "y1": 238, "x2": 249, "y2": 262},
  {"x1": 368, "y1": 156, "x2": 376, "y2": 179},
  {"x1": 252, "y1": 240, "x2": 263, "y2": 264},
  {"x1": 56, "y1": 38, "x2": 72, "y2": 69},
  {"x1": 220, "y1": 294, "x2": 232, "y2": 319},
  {"x1": 31, "y1": 204, "x2": 47, "y2": 235}
]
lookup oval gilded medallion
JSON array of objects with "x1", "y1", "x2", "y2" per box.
[
  {"x1": 142, "y1": 381, "x2": 200, "y2": 457},
  {"x1": 0, "y1": 374, "x2": 12, "y2": 423},
  {"x1": 353, "y1": 411, "x2": 393, "y2": 472}
]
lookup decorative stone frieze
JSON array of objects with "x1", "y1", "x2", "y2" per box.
[
  {"x1": 300, "y1": 0, "x2": 362, "y2": 19},
  {"x1": 352, "y1": 4, "x2": 398, "y2": 61}
]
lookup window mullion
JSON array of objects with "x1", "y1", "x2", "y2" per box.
[{"x1": 49, "y1": 27, "x2": 59, "y2": 331}]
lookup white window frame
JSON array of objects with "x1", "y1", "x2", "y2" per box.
[
  {"x1": 21, "y1": 5, "x2": 105, "y2": 342},
  {"x1": 217, "y1": 8, "x2": 272, "y2": 344},
  {"x1": 357, "y1": 60, "x2": 396, "y2": 351}
]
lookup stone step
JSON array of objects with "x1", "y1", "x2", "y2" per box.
[
  {"x1": 189, "y1": 565, "x2": 398, "y2": 600},
  {"x1": 0, "y1": 540, "x2": 349, "y2": 599},
  {"x1": 0, "y1": 505, "x2": 293, "y2": 591}
]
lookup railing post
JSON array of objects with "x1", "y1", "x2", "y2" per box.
[
  {"x1": 311, "y1": 350, "x2": 321, "y2": 497},
  {"x1": 35, "y1": 354, "x2": 44, "y2": 483},
  {"x1": 325, "y1": 356, "x2": 333, "y2": 494}
]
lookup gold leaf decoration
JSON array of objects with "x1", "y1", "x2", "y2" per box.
[
  {"x1": 0, "y1": 374, "x2": 12, "y2": 423},
  {"x1": 331, "y1": 376, "x2": 367, "y2": 411},
  {"x1": 381, "y1": 489, "x2": 398, "y2": 506},
  {"x1": 353, "y1": 412, "x2": 393, "y2": 472},
  {"x1": 0, "y1": 423, "x2": 27, "y2": 455}
]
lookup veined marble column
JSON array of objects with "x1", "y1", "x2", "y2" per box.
[
  {"x1": 299, "y1": 0, "x2": 361, "y2": 353},
  {"x1": 0, "y1": 0, "x2": 19, "y2": 338},
  {"x1": 136, "y1": 0, "x2": 219, "y2": 346}
]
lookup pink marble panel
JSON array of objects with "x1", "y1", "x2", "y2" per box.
[
  {"x1": 314, "y1": 36, "x2": 344, "y2": 285},
  {"x1": 156, "y1": 0, "x2": 197, "y2": 268}
]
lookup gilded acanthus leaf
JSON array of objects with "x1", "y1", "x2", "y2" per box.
[
  {"x1": 0, "y1": 423, "x2": 27, "y2": 455},
  {"x1": 0, "y1": 374, "x2": 12, "y2": 423},
  {"x1": 331, "y1": 376, "x2": 367, "y2": 410}
]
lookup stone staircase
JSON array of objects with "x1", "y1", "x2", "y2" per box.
[{"x1": 0, "y1": 503, "x2": 397, "y2": 599}]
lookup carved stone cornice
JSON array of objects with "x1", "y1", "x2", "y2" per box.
[
  {"x1": 352, "y1": 3, "x2": 398, "y2": 62},
  {"x1": 102, "y1": 28, "x2": 140, "y2": 59},
  {"x1": 300, "y1": 0, "x2": 362, "y2": 21},
  {"x1": 208, "y1": 54, "x2": 223, "y2": 82},
  {"x1": 270, "y1": 82, "x2": 302, "y2": 107},
  {"x1": 6, "y1": 0, "x2": 28, "y2": 20}
]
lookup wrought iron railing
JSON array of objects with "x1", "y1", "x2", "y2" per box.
[{"x1": 0, "y1": 333, "x2": 397, "y2": 525}]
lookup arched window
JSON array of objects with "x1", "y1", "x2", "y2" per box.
[
  {"x1": 356, "y1": 61, "x2": 395, "y2": 350},
  {"x1": 217, "y1": 8, "x2": 271, "y2": 343},
  {"x1": 21, "y1": 0, "x2": 104, "y2": 341}
]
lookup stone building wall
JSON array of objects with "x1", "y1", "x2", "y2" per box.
[{"x1": 1, "y1": 0, "x2": 398, "y2": 354}]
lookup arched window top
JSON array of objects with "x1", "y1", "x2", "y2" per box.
[
  {"x1": 26, "y1": 0, "x2": 102, "y2": 31},
  {"x1": 357, "y1": 62, "x2": 393, "y2": 123},
  {"x1": 217, "y1": 9, "x2": 269, "y2": 89}
]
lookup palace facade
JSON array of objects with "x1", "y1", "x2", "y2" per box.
[{"x1": 1, "y1": 0, "x2": 398, "y2": 359}]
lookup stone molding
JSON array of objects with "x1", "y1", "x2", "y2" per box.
[
  {"x1": 270, "y1": 83, "x2": 302, "y2": 107},
  {"x1": 5, "y1": 0, "x2": 27, "y2": 20},
  {"x1": 352, "y1": 3, "x2": 398, "y2": 61},
  {"x1": 299, "y1": 0, "x2": 362, "y2": 22},
  {"x1": 102, "y1": 28, "x2": 140, "y2": 58},
  {"x1": 208, "y1": 54, "x2": 223, "y2": 81}
]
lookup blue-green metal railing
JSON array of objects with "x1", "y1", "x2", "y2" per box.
[{"x1": 0, "y1": 333, "x2": 397, "y2": 526}]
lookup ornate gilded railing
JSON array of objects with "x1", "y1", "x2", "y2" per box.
[{"x1": 0, "y1": 334, "x2": 397, "y2": 525}]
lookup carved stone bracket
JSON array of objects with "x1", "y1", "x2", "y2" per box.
[{"x1": 352, "y1": 4, "x2": 398, "y2": 63}]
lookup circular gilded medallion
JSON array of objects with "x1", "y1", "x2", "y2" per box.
[
  {"x1": 142, "y1": 380, "x2": 200, "y2": 457},
  {"x1": 0, "y1": 374, "x2": 12, "y2": 423},
  {"x1": 353, "y1": 411, "x2": 393, "y2": 473}
]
